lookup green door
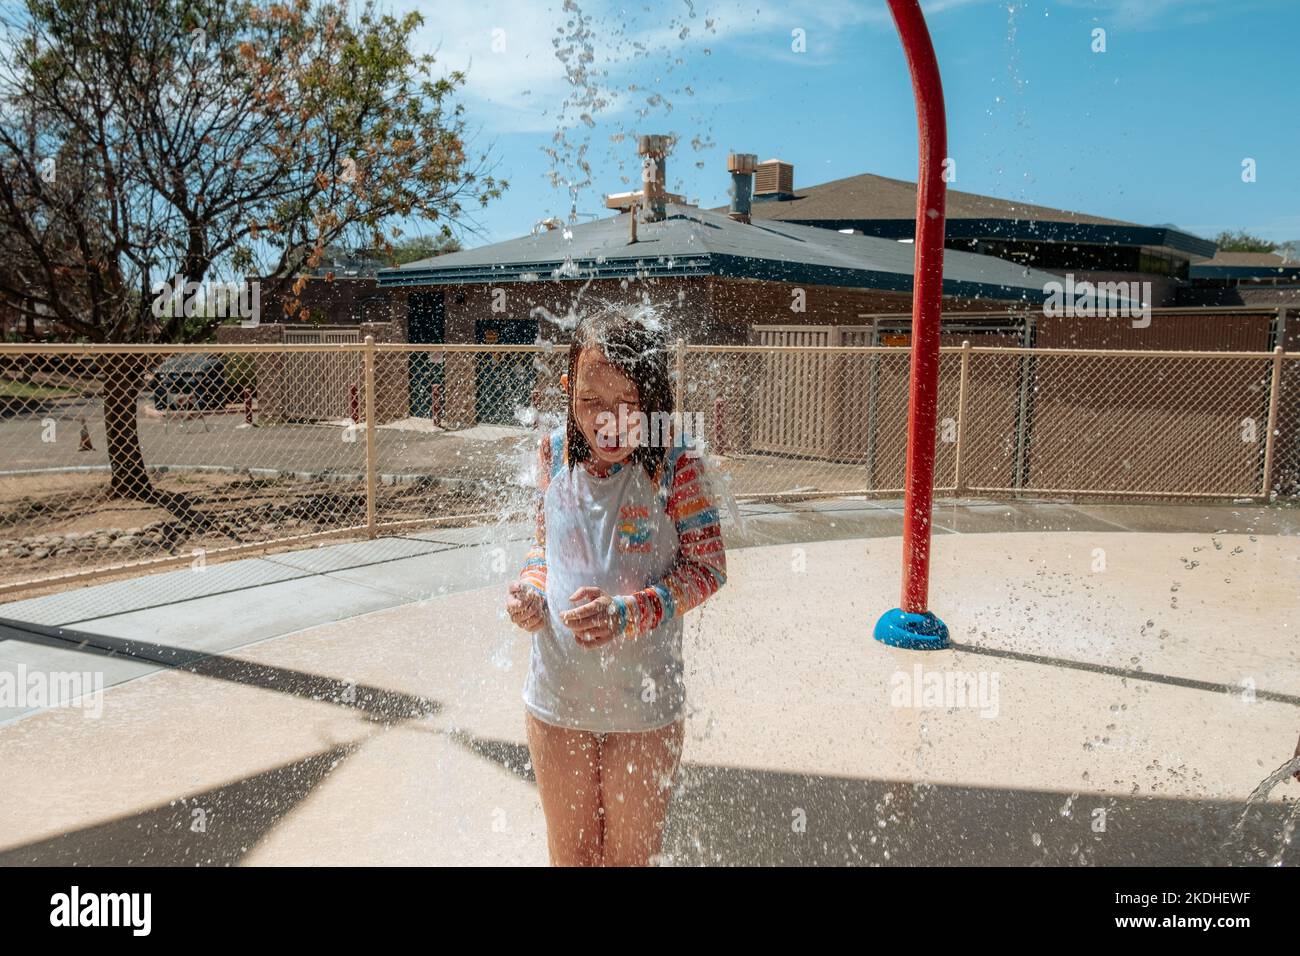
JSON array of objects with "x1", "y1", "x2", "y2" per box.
[
  {"x1": 475, "y1": 318, "x2": 538, "y2": 425},
  {"x1": 408, "y1": 292, "x2": 445, "y2": 418}
]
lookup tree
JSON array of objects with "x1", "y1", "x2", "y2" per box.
[
  {"x1": 1214, "y1": 230, "x2": 1278, "y2": 254},
  {"x1": 0, "y1": 0, "x2": 504, "y2": 507},
  {"x1": 296, "y1": 234, "x2": 461, "y2": 271},
  {"x1": 387, "y1": 233, "x2": 461, "y2": 266}
]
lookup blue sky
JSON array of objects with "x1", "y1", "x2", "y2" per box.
[{"x1": 398, "y1": 0, "x2": 1297, "y2": 248}]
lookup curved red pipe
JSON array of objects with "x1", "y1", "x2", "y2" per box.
[{"x1": 887, "y1": 0, "x2": 948, "y2": 613}]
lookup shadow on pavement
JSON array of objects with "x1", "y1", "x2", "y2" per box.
[
  {"x1": 0, "y1": 745, "x2": 355, "y2": 866},
  {"x1": 0, "y1": 616, "x2": 438, "y2": 723},
  {"x1": 453, "y1": 732, "x2": 1300, "y2": 866},
  {"x1": 5, "y1": 724, "x2": 1296, "y2": 866}
]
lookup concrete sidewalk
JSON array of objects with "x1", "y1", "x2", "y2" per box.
[
  {"x1": 4, "y1": 497, "x2": 1295, "y2": 723},
  {"x1": 1, "y1": 499, "x2": 1297, "y2": 865}
]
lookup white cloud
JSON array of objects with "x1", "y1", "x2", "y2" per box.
[{"x1": 400, "y1": 0, "x2": 998, "y2": 133}]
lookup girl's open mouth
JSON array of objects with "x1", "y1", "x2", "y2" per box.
[{"x1": 596, "y1": 429, "x2": 633, "y2": 451}]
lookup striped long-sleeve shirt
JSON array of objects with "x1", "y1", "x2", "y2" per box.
[
  {"x1": 517, "y1": 433, "x2": 727, "y2": 638},
  {"x1": 517, "y1": 436, "x2": 552, "y2": 598}
]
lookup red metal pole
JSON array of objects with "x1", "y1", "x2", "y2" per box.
[{"x1": 888, "y1": 0, "x2": 947, "y2": 615}]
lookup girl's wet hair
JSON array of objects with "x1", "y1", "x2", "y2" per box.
[{"x1": 565, "y1": 303, "x2": 674, "y2": 481}]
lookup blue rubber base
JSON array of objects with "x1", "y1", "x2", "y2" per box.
[{"x1": 873, "y1": 608, "x2": 951, "y2": 650}]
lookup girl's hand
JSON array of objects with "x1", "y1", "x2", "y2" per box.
[
  {"x1": 506, "y1": 580, "x2": 546, "y2": 632},
  {"x1": 561, "y1": 586, "x2": 619, "y2": 648}
]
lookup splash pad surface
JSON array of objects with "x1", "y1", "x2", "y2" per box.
[{"x1": 1, "y1": 500, "x2": 1296, "y2": 866}]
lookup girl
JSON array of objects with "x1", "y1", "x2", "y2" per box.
[{"x1": 505, "y1": 304, "x2": 727, "y2": 867}]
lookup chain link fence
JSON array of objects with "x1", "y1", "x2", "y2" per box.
[{"x1": 1, "y1": 340, "x2": 1295, "y2": 596}]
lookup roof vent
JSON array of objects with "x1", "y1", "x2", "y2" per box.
[
  {"x1": 603, "y1": 134, "x2": 684, "y2": 220},
  {"x1": 727, "y1": 153, "x2": 757, "y2": 223},
  {"x1": 639, "y1": 134, "x2": 671, "y2": 222},
  {"x1": 754, "y1": 158, "x2": 794, "y2": 200}
]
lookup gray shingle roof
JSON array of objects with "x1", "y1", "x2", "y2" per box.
[
  {"x1": 1198, "y1": 251, "x2": 1291, "y2": 268},
  {"x1": 379, "y1": 204, "x2": 1056, "y2": 302},
  {"x1": 1191, "y1": 249, "x2": 1300, "y2": 279},
  {"x1": 728, "y1": 171, "x2": 1132, "y2": 226},
  {"x1": 706, "y1": 172, "x2": 1216, "y2": 260}
]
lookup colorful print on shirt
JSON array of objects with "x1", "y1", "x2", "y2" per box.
[{"x1": 616, "y1": 504, "x2": 654, "y2": 553}]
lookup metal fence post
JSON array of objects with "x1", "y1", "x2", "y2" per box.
[
  {"x1": 953, "y1": 339, "x2": 971, "y2": 495},
  {"x1": 865, "y1": 322, "x2": 882, "y2": 490},
  {"x1": 674, "y1": 337, "x2": 686, "y2": 437},
  {"x1": 1261, "y1": 344, "x2": 1285, "y2": 499},
  {"x1": 1012, "y1": 317, "x2": 1035, "y2": 493},
  {"x1": 363, "y1": 335, "x2": 378, "y2": 538}
]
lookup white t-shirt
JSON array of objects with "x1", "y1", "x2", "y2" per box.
[{"x1": 522, "y1": 432, "x2": 687, "y2": 733}]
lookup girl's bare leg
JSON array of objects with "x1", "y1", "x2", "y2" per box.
[
  {"x1": 525, "y1": 710, "x2": 604, "y2": 866},
  {"x1": 598, "y1": 719, "x2": 685, "y2": 866}
]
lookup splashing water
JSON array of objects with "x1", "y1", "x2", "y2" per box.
[
  {"x1": 541, "y1": 0, "x2": 711, "y2": 233},
  {"x1": 531, "y1": 303, "x2": 581, "y2": 333},
  {"x1": 695, "y1": 444, "x2": 745, "y2": 535},
  {"x1": 1222, "y1": 754, "x2": 1300, "y2": 863},
  {"x1": 1240, "y1": 754, "x2": 1300, "y2": 814}
]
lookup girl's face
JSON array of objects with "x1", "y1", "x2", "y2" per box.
[{"x1": 572, "y1": 347, "x2": 641, "y2": 465}]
